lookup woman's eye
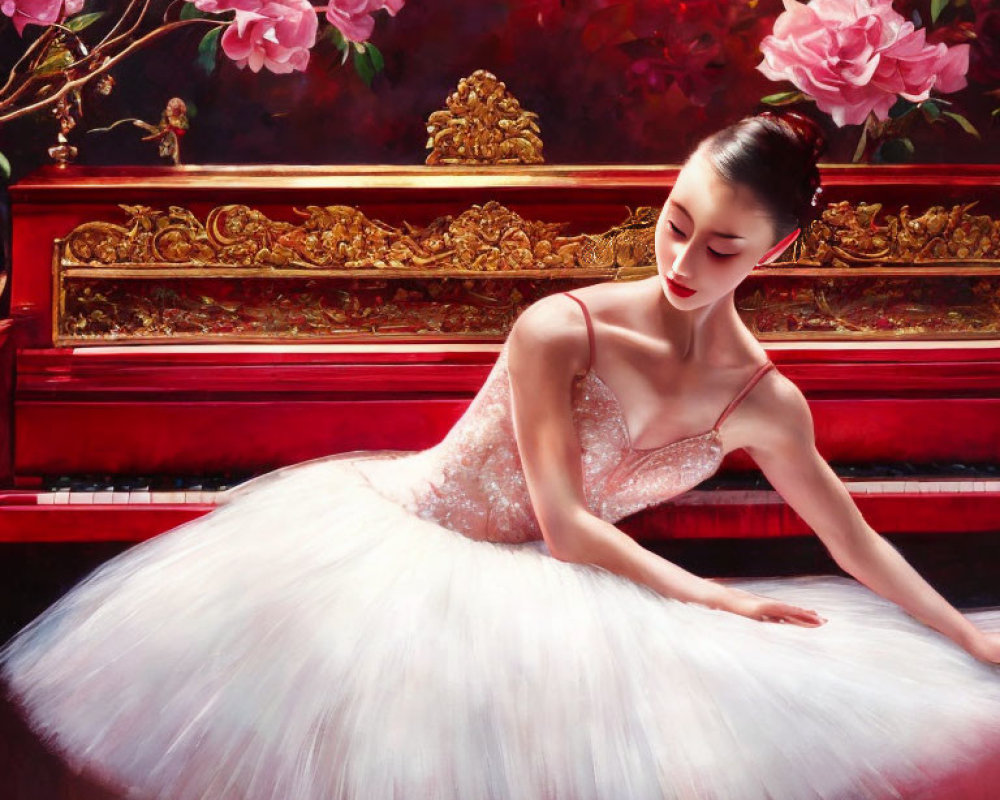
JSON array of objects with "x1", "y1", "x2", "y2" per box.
[
  {"x1": 708, "y1": 248, "x2": 732, "y2": 259},
  {"x1": 667, "y1": 220, "x2": 736, "y2": 258}
]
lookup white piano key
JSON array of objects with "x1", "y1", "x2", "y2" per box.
[
  {"x1": 185, "y1": 491, "x2": 221, "y2": 504},
  {"x1": 111, "y1": 491, "x2": 131, "y2": 504},
  {"x1": 51, "y1": 491, "x2": 70, "y2": 505},
  {"x1": 129, "y1": 491, "x2": 152, "y2": 504},
  {"x1": 151, "y1": 491, "x2": 188, "y2": 504}
]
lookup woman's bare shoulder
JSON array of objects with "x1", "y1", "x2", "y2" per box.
[
  {"x1": 508, "y1": 292, "x2": 593, "y2": 378},
  {"x1": 737, "y1": 365, "x2": 815, "y2": 452},
  {"x1": 557, "y1": 279, "x2": 645, "y2": 320}
]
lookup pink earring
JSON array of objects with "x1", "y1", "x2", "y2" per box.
[{"x1": 754, "y1": 227, "x2": 801, "y2": 268}]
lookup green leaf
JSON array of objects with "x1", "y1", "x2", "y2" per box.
[
  {"x1": 760, "y1": 90, "x2": 806, "y2": 106},
  {"x1": 931, "y1": 0, "x2": 950, "y2": 23},
  {"x1": 0, "y1": 151, "x2": 10, "y2": 183},
  {"x1": 920, "y1": 100, "x2": 942, "y2": 121},
  {"x1": 353, "y1": 46, "x2": 375, "y2": 86},
  {"x1": 196, "y1": 27, "x2": 221, "y2": 74},
  {"x1": 367, "y1": 42, "x2": 383, "y2": 73},
  {"x1": 180, "y1": 4, "x2": 213, "y2": 20},
  {"x1": 34, "y1": 45, "x2": 74, "y2": 76},
  {"x1": 325, "y1": 26, "x2": 348, "y2": 51},
  {"x1": 876, "y1": 137, "x2": 916, "y2": 163},
  {"x1": 942, "y1": 110, "x2": 981, "y2": 138},
  {"x1": 64, "y1": 11, "x2": 105, "y2": 32},
  {"x1": 888, "y1": 97, "x2": 916, "y2": 118}
]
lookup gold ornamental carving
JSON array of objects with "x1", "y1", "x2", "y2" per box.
[
  {"x1": 778, "y1": 200, "x2": 1000, "y2": 267},
  {"x1": 575, "y1": 206, "x2": 658, "y2": 272},
  {"x1": 425, "y1": 70, "x2": 543, "y2": 165},
  {"x1": 65, "y1": 199, "x2": 1000, "y2": 274},
  {"x1": 61, "y1": 201, "x2": 588, "y2": 272},
  {"x1": 54, "y1": 198, "x2": 1000, "y2": 345}
]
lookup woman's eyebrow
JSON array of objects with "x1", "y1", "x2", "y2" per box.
[{"x1": 670, "y1": 201, "x2": 746, "y2": 240}]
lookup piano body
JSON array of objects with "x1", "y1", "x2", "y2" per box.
[{"x1": 1, "y1": 163, "x2": 999, "y2": 544}]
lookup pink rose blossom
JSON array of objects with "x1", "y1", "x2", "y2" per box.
[
  {"x1": 1, "y1": 0, "x2": 83, "y2": 35},
  {"x1": 218, "y1": 0, "x2": 318, "y2": 74},
  {"x1": 325, "y1": 0, "x2": 405, "y2": 43},
  {"x1": 190, "y1": 0, "x2": 264, "y2": 12},
  {"x1": 757, "y1": 0, "x2": 971, "y2": 127}
]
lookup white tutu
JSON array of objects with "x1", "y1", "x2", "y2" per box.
[{"x1": 3, "y1": 452, "x2": 1000, "y2": 800}]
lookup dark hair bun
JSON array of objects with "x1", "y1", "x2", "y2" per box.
[
  {"x1": 757, "y1": 110, "x2": 827, "y2": 166},
  {"x1": 697, "y1": 111, "x2": 829, "y2": 242}
]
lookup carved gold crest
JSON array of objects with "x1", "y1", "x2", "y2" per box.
[{"x1": 425, "y1": 70, "x2": 543, "y2": 165}]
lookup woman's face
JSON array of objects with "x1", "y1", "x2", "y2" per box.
[{"x1": 655, "y1": 147, "x2": 780, "y2": 310}]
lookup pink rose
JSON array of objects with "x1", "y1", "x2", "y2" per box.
[
  {"x1": 1, "y1": 0, "x2": 83, "y2": 35},
  {"x1": 218, "y1": 0, "x2": 318, "y2": 74},
  {"x1": 757, "y1": 0, "x2": 971, "y2": 126},
  {"x1": 325, "y1": 0, "x2": 405, "y2": 43},
  {"x1": 190, "y1": 0, "x2": 264, "y2": 12}
]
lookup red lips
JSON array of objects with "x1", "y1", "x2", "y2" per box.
[{"x1": 666, "y1": 275, "x2": 696, "y2": 297}]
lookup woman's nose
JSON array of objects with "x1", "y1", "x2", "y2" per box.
[{"x1": 670, "y1": 239, "x2": 697, "y2": 280}]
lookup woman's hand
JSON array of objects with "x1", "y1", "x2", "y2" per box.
[
  {"x1": 721, "y1": 586, "x2": 827, "y2": 627},
  {"x1": 962, "y1": 629, "x2": 1000, "y2": 665}
]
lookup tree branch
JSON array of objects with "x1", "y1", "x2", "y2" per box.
[{"x1": 0, "y1": 17, "x2": 225, "y2": 126}]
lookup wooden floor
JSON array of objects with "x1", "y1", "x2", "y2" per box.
[{"x1": 1, "y1": 533, "x2": 998, "y2": 799}]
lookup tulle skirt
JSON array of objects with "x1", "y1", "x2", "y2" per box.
[{"x1": 2, "y1": 452, "x2": 1000, "y2": 800}]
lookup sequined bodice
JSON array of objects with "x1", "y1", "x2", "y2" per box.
[{"x1": 353, "y1": 340, "x2": 744, "y2": 545}]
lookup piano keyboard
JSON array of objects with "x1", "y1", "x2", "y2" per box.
[
  {"x1": 3, "y1": 464, "x2": 998, "y2": 505},
  {"x1": 34, "y1": 490, "x2": 224, "y2": 505},
  {"x1": 842, "y1": 480, "x2": 999, "y2": 494},
  {"x1": 3, "y1": 474, "x2": 252, "y2": 506},
  {"x1": 672, "y1": 480, "x2": 1000, "y2": 507},
  {"x1": 17, "y1": 481, "x2": 998, "y2": 505},
  {"x1": 1, "y1": 465, "x2": 995, "y2": 544}
]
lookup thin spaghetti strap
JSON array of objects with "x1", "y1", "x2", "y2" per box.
[
  {"x1": 561, "y1": 292, "x2": 595, "y2": 375},
  {"x1": 712, "y1": 360, "x2": 775, "y2": 431}
]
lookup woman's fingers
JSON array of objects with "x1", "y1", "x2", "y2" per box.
[{"x1": 763, "y1": 603, "x2": 827, "y2": 626}]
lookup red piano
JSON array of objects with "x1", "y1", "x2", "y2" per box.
[{"x1": 1, "y1": 164, "x2": 999, "y2": 544}]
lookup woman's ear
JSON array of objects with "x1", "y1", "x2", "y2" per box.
[{"x1": 756, "y1": 227, "x2": 801, "y2": 267}]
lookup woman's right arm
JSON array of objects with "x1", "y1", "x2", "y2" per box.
[{"x1": 506, "y1": 296, "x2": 824, "y2": 627}]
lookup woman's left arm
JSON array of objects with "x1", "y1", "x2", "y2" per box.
[{"x1": 745, "y1": 372, "x2": 998, "y2": 662}]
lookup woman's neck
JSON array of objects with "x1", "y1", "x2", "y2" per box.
[{"x1": 649, "y1": 278, "x2": 749, "y2": 367}]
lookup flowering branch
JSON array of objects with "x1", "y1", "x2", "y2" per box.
[
  {"x1": 0, "y1": 0, "x2": 407, "y2": 128},
  {"x1": 0, "y1": 17, "x2": 224, "y2": 125}
]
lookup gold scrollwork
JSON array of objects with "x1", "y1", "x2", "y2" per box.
[
  {"x1": 54, "y1": 197, "x2": 1000, "y2": 344},
  {"x1": 61, "y1": 201, "x2": 591, "y2": 271},
  {"x1": 784, "y1": 200, "x2": 1000, "y2": 267}
]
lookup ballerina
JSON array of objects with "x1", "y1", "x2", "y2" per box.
[
  {"x1": 508, "y1": 112, "x2": 1000, "y2": 661},
  {"x1": 2, "y1": 111, "x2": 1000, "y2": 800}
]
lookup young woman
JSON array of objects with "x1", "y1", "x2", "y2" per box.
[{"x1": 2, "y1": 112, "x2": 999, "y2": 800}]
